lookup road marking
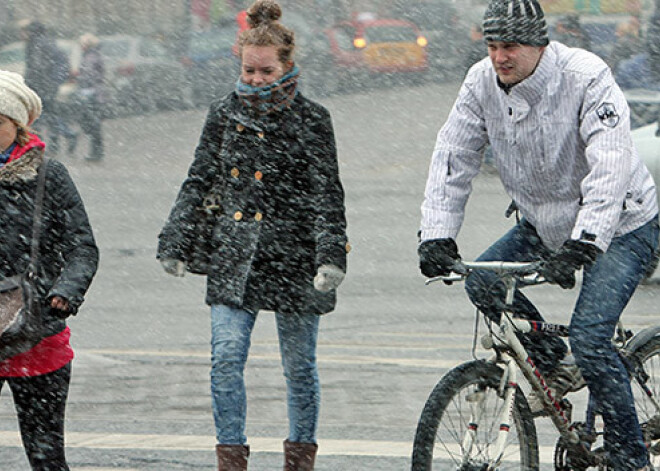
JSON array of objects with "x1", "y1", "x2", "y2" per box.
[
  {"x1": 0, "y1": 431, "x2": 556, "y2": 462},
  {"x1": 81, "y1": 349, "x2": 464, "y2": 369}
]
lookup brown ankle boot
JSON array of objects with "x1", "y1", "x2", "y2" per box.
[
  {"x1": 283, "y1": 439, "x2": 317, "y2": 470},
  {"x1": 216, "y1": 444, "x2": 249, "y2": 471}
]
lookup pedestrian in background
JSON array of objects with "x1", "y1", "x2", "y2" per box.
[
  {"x1": 0, "y1": 70, "x2": 99, "y2": 471},
  {"x1": 463, "y1": 23, "x2": 486, "y2": 75},
  {"x1": 554, "y1": 13, "x2": 591, "y2": 50},
  {"x1": 608, "y1": 16, "x2": 642, "y2": 72},
  {"x1": 19, "y1": 20, "x2": 78, "y2": 157},
  {"x1": 157, "y1": 0, "x2": 349, "y2": 470},
  {"x1": 74, "y1": 33, "x2": 106, "y2": 162}
]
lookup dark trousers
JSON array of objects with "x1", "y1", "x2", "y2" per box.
[
  {"x1": 0, "y1": 363, "x2": 71, "y2": 471},
  {"x1": 75, "y1": 94, "x2": 104, "y2": 160},
  {"x1": 465, "y1": 217, "x2": 659, "y2": 470}
]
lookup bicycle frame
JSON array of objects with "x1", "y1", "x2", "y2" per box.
[{"x1": 428, "y1": 261, "x2": 591, "y2": 469}]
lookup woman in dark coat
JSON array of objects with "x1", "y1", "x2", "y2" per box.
[
  {"x1": 157, "y1": 1, "x2": 348, "y2": 470},
  {"x1": 0, "y1": 70, "x2": 99, "y2": 470}
]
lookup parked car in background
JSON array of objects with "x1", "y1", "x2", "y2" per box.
[
  {"x1": 631, "y1": 120, "x2": 660, "y2": 279},
  {"x1": 394, "y1": 0, "x2": 476, "y2": 81},
  {"x1": 322, "y1": 17, "x2": 428, "y2": 91},
  {"x1": 180, "y1": 26, "x2": 239, "y2": 106},
  {"x1": 92, "y1": 34, "x2": 194, "y2": 115}
]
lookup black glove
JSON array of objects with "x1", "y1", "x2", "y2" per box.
[
  {"x1": 541, "y1": 240, "x2": 602, "y2": 289},
  {"x1": 418, "y1": 238, "x2": 461, "y2": 278}
]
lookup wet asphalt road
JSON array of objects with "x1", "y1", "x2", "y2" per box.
[{"x1": 1, "y1": 80, "x2": 658, "y2": 470}]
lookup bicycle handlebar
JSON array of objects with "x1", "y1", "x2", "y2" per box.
[{"x1": 425, "y1": 260, "x2": 544, "y2": 285}]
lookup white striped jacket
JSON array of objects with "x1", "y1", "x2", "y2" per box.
[{"x1": 420, "y1": 41, "x2": 658, "y2": 252}]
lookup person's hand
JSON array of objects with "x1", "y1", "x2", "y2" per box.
[
  {"x1": 49, "y1": 296, "x2": 72, "y2": 319},
  {"x1": 314, "y1": 265, "x2": 345, "y2": 292},
  {"x1": 541, "y1": 240, "x2": 602, "y2": 289},
  {"x1": 418, "y1": 238, "x2": 461, "y2": 278},
  {"x1": 161, "y1": 258, "x2": 186, "y2": 277}
]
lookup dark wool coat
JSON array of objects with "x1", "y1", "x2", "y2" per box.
[
  {"x1": 158, "y1": 92, "x2": 348, "y2": 315},
  {"x1": 77, "y1": 47, "x2": 106, "y2": 102},
  {"x1": 0, "y1": 148, "x2": 99, "y2": 338},
  {"x1": 24, "y1": 26, "x2": 65, "y2": 102}
]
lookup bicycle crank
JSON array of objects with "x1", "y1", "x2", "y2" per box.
[{"x1": 554, "y1": 422, "x2": 603, "y2": 470}]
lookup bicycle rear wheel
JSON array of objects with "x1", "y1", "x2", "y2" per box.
[
  {"x1": 630, "y1": 335, "x2": 660, "y2": 469},
  {"x1": 412, "y1": 360, "x2": 539, "y2": 471}
]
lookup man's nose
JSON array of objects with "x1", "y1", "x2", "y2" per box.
[{"x1": 494, "y1": 49, "x2": 508, "y2": 63}]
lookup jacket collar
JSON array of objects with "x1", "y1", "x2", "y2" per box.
[
  {"x1": 225, "y1": 92, "x2": 305, "y2": 134},
  {"x1": 504, "y1": 42, "x2": 555, "y2": 106},
  {"x1": 0, "y1": 136, "x2": 45, "y2": 185}
]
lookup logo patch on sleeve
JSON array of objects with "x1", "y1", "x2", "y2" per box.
[{"x1": 596, "y1": 103, "x2": 619, "y2": 127}]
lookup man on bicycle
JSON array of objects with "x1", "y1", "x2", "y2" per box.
[{"x1": 418, "y1": 0, "x2": 659, "y2": 469}]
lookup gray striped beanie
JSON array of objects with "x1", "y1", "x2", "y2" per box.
[{"x1": 483, "y1": 0, "x2": 549, "y2": 46}]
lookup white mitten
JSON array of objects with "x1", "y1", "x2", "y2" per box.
[
  {"x1": 314, "y1": 264, "x2": 345, "y2": 292},
  {"x1": 160, "y1": 258, "x2": 186, "y2": 277}
]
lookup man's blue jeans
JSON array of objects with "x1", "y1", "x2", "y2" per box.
[
  {"x1": 465, "y1": 216, "x2": 659, "y2": 470},
  {"x1": 210, "y1": 304, "x2": 320, "y2": 445}
]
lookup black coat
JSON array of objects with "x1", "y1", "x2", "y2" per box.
[
  {"x1": 24, "y1": 27, "x2": 65, "y2": 102},
  {"x1": 0, "y1": 147, "x2": 99, "y2": 338},
  {"x1": 158, "y1": 92, "x2": 348, "y2": 315}
]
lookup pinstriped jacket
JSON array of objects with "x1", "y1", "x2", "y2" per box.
[{"x1": 420, "y1": 41, "x2": 658, "y2": 252}]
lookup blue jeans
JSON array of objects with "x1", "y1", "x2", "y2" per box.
[
  {"x1": 466, "y1": 216, "x2": 659, "y2": 470},
  {"x1": 210, "y1": 304, "x2": 320, "y2": 445}
]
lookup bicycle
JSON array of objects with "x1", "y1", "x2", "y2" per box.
[{"x1": 411, "y1": 261, "x2": 660, "y2": 470}]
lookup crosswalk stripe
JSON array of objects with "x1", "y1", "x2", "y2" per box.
[{"x1": 0, "y1": 431, "x2": 556, "y2": 462}]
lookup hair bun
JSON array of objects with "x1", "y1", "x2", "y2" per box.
[{"x1": 246, "y1": 0, "x2": 282, "y2": 28}]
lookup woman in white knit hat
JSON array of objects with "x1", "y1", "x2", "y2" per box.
[{"x1": 0, "y1": 70, "x2": 99, "y2": 471}]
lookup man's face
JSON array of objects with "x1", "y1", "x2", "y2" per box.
[{"x1": 487, "y1": 41, "x2": 545, "y2": 85}]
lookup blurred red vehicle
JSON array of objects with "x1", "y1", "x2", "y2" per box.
[{"x1": 324, "y1": 17, "x2": 428, "y2": 79}]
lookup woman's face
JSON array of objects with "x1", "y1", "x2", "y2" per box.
[
  {"x1": 0, "y1": 114, "x2": 18, "y2": 152},
  {"x1": 241, "y1": 45, "x2": 287, "y2": 87}
]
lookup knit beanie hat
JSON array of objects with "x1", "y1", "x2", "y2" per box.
[
  {"x1": 0, "y1": 70, "x2": 42, "y2": 126},
  {"x1": 483, "y1": 0, "x2": 549, "y2": 47}
]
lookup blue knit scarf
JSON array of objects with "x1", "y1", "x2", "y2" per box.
[
  {"x1": 236, "y1": 65, "x2": 300, "y2": 115},
  {"x1": 0, "y1": 143, "x2": 17, "y2": 167}
]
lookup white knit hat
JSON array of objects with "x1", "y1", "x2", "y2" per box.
[{"x1": 0, "y1": 70, "x2": 42, "y2": 126}]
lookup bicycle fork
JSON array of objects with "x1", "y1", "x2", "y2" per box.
[{"x1": 462, "y1": 354, "x2": 518, "y2": 470}]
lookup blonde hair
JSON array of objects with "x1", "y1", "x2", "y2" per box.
[
  {"x1": 238, "y1": 0, "x2": 295, "y2": 65},
  {"x1": 1, "y1": 115, "x2": 31, "y2": 146}
]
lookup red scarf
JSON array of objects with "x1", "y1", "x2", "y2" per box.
[{"x1": 6, "y1": 133, "x2": 46, "y2": 163}]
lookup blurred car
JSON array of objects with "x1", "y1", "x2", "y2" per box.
[
  {"x1": 180, "y1": 26, "x2": 239, "y2": 106},
  {"x1": 323, "y1": 17, "x2": 428, "y2": 89},
  {"x1": 394, "y1": 0, "x2": 474, "y2": 81},
  {"x1": 91, "y1": 34, "x2": 194, "y2": 115},
  {"x1": 631, "y1": 120, "x2": 660, "y2": 279}
]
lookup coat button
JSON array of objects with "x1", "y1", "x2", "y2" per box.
[
  {"x1": 254, "y1": 211, "x2": 263, "y2": 222},
  {"x1": 257, "y1": 131, "x2": 265, "y2": 139},
  {"x1": 345, "y1": 242, "x2": 352, "y2": 253},
  {"x1": 236, "y1": 124, "x2": 245, "y2": 132},
  {"x1": 231, "y1": 167, "x2": 240, "y2": 178},
  {"x1": 254, "y1": 170, "x2": 263, "y2": 181},
  {"x1": 234, "y1": 211, "x2": 243, "y2": 221}
]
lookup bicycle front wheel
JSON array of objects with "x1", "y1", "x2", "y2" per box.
[
  {"x1": 412, "y1": 360, "x2": 539, "y2": 471},
  {"x1": 630, "y1": 335, "x2": 660, "y2": 469}
]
